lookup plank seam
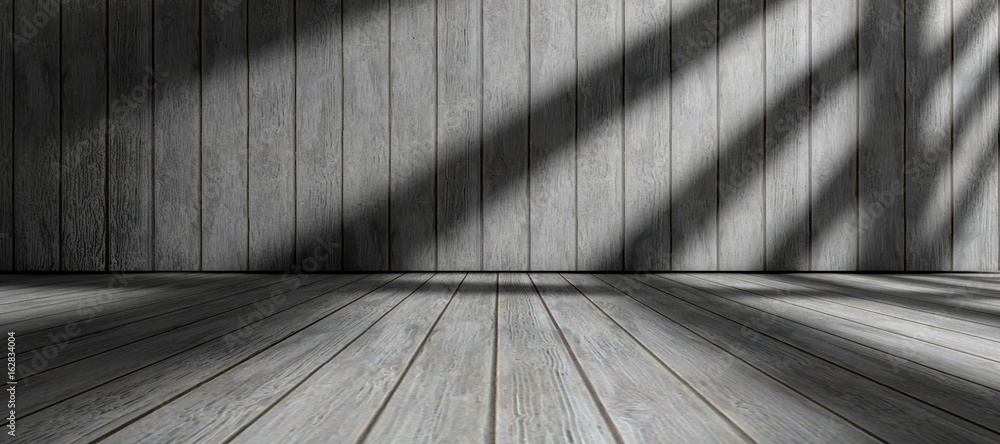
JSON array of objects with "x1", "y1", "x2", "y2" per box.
[
  {"x1": 529, "y1": 273, "x2": 625, "y2": 444},
  {"x1": 87, "y1": 275, "x2": 394, "y2": 442},
  {"x1": 350, "y1": 272, "x2": 467, "y2": 444},
  {"x1": 595, "y1": 274, "x2": 885, "y2": 442},
  {"x1": 704, "y1": 274, "x2": 1000, "y2": 365},
  {"x1": 83, "y1": 274, "x2": 397, "y2": 442},
  {"x1": 670, "y1": 273, "x2": 1000, "y2": 432},
  {"x1": 736, "y1": 273, "x2": 1000, "y2": 345},
  {"x1": 564, "y1": 273, "x2": 757, "y2": 443},
  {"x1": 217, "y1": 274, "x2": 436, "y2": 443}
]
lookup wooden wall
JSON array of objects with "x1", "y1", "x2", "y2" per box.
[{"x1": 1, "y1": 0, "x2": 997, "y2": 271}]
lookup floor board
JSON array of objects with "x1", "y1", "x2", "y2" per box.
[{"x1": 5, "y1": 272, "x2": 1000, "y2": 443}]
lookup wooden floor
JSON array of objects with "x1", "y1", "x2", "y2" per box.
[{"x1": 4, "y1": 273, "x2": 1000, "y2": 443}]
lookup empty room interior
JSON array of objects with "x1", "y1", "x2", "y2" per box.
[{"x1": 2, "y1": 0, "x2": 1000, "y2": 442}]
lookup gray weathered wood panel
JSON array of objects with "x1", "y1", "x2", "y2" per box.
[
  {"x1": 154, "y1": 0, "x2": 202, "y2": 270},
  {"x1": 390, "y1": 0, "x2": 436, "y2": 270},
  {"x1": 670, "y1": 0, "x2": 718, "y2": 271},
  {"x1": 60, "y1": 0, "x2": 106, "y2": 271},
  {"x1": 810, "y1": 0, "x2": 858, "y2": 270},
  {"x1": 295, "y1": 0, "x2": 343, "y2": 271},
  {"x1": 529, "y1": 0, "x2": 576, "y2": 271},
  {"x1": 201, "y1": 0, "x2": 248, "y2": 271},
  {"x1": 765, "y1": 0, "x2": 811, "y2": 270},
  {"x1": 108, "y1": 0, "x2": 154, "y2": 271},
  {"x1": 718, "y1": 0, "x2": 765, "y2": 270},
  {"x1": 576, "y1": 0, "x2": 623, "y2": 271},
  {"x1": 342, "y1": 0, "x2": 390, "y2": 270},
  {"x1": 859, "y1": 0, "x2": 906, "y2": 270},
  {"x1": 249, "y1": 0, "x2": 296, "y2": 270},
  {"x1": 2, "y1": 0, "x2": 999, "y2": 272},
  {"x1": 437, "y1": 0, "x2": 483, "y2": 270},
  {"x1": 623, "y1": 0, "x2": 670, "y2": 272},
  {"x1": 13, "y1": 0, "x2": 61, "y2": 270},
  {"x1": 952, "y1": 0, "x2": 999, "y2": 271},
  {"x1": 905, "y1": 0, "x2": 953, "y2": 270},
  {"x1": 0, "y1": 0, "x2": 11, "y2": 271},
  {"x1": 482, "y1": 0, "x2": 529, "y2": 271}
]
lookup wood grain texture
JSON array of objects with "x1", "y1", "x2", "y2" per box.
[
  {"x1": 567, "y1": 273, "x2": 879, "y2": 443},
  {"x1": 628, "y1": 273, "x2": 1000, "y2": 442},
  {"x1": 689, "y1": 273, "x2": 1000, "y2": 431},
  {"x1": 482, "y1": 0, "x2": 529, "y2": 270},
  {"x1": 365, "y1": 273, "x2": 496, "y2": 442},
  {"x1": 154, "y1": 0, "x2": 202, "y2": 270},
  {"x1": 295, "y1": 0, "x2": 344, "y2": 272},
  {"x1": 233, "y1": 273, "x2": 463, "y2": 443},
  {"x1": 23, "y1": 274, "x2": 391, "y2": 443},
  {"x1": 108, "y1": 0, "x2": 154, "y2": 271},
  {"x1": 249, "y1": 0, "x2": 296, "y2": 270},
  {"x1": 0, "y1": 0, "x2": 11, "y2": 270},
  {"x1": 765, "y1": 0, "x2": 811, "y2": 270},
  {"x1": 529, "y1": 0, "x2": 576, "y2": 270},
  {"x1": 495, "y1": 273, "x2": 616, "y2": 442},
  {"x1": 342, "y1": 0, "x2": 390, "y2": 270},
  {"x1": 810, "y1": 0, "x2": 858, "y2": 270},
  {"x1": 952, "y1": 0, "x2": 999, "y2": 271},
  {"x1": 201, "y1": 0, "x2": 248, "y2": 271},
  {"x1": 858, "y1": 0, "x2": 906, "y2": 270},
  {"x1": 19, "y1": 273, "x2": 334, "y2": 414},
  {"x1": 531, "y1": 273, "x2": 747, "y2": 442},
  {"x1": 13, "y1": 277, "x2": 276, "y2": 379},
  {"x1": 905, "y1": 0, "x2": 953, "y2": 270},
  {"x1": 389, "y1": 0, "x2": 436, "y2": 270},
  {"x1": 718, "y1": 0, "x2": 765, "y2": 270},
  {"x1": 13, "y1": 0, "x2": 60, "y2": 270},
  {"x1": 576, "y1": 0, "x2": 623, "y2": 271},
  {"x1": 436, "y1": 0, "x2": 482, "y2": 270},
  {"x1": 295, "y1": 0, "x2": 343, "y2": 271},
  {"x1": 670, "y1": 0, "x2": 718, "y2": 271},
  {"x1": 85, "y1": 275, "x2": 411, "y2": 444},
  {"x1": 60, "y1": 0, "x2": 107, "y2": 271},
  {"x1": 623, "y1": 0, "x2": 670, "y2": 271}
]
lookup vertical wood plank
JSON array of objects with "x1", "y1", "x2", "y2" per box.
[
  {"x1": 154, "y1": 0, "x2": 201, "y2": 270},
  {"x1": 0, "y1": 0, "x2": 12, "y2": 270},
  {"x1": 858, "y1": 0, "x2": 906, "y2": 270},
  {"x1": 576, "y1": 0, "x2": 623, "y2": 271},
  {"x1": 810, "y1": 0, "x2": 858, "y2": 270},
  {"x1": 623, "y1": 0, "x2": 670, "y2": 271},
  {"x1": 905, "y1": 0, "x2": 952, "y2": 270},
  {"x1": 108, "y1": 0, "x2": 154, "y2": 270},
  {"x1": 529, "y1": 0, "x2": 576, "y2": 270},
  {"x1": 437, "y1": 0, "x2": 482, "y2": 270},
  {"x1": 765, "y1": 0, "x2": 810, "y2": 270},
  {"x1": 201, "y1": 0, "x2": 248, "y2": 271},
  {"x1": 952, "y1": 0, "x2": 998, "y2": 271},
  {"x1": 296, "y1": 0, "x2": 343, "y2": 271},
  {"x1": 343, "y1": 0, "x2": 390, "y2": 270},
  {"x1": 482, "y1": 0, "x2": 529, "y2": 271},
  {"x1": 61, "y1": 0, "x2": 107, "y2": 270},
  {"x1": 671, "y1": 0, "x2": 718, "y2": 271},
  {"x1": 389, "y1": 0, "x2": 436, "y2": 270},
  {"x1": 249, "y1": 0, "x2": 296, "y2": 270},
  {"x1": 13, "y1": 0, "x2": 60, "y2": 270},
  {"x1": 718, "y1": 0, "x2": 765, "y2": 270}
]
